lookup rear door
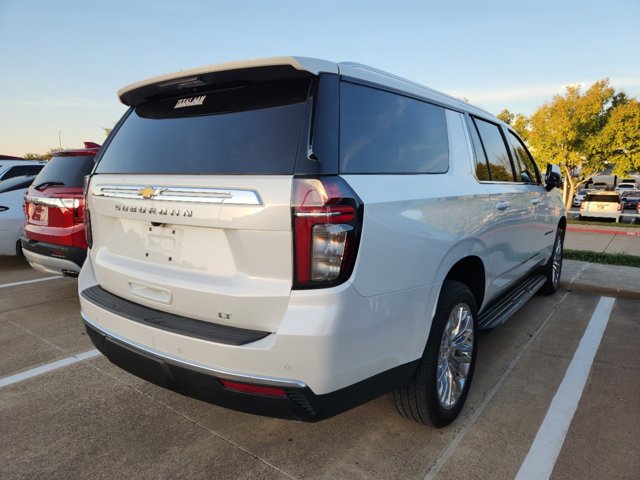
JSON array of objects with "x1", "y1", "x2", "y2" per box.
[
  {"x1": 505, "y1": 130, "x2": 554, "y2": 262},
  {"x1": 471, "y1": 117, "x2": 536, "y2": 290},
  {"x1": 86, "y1": 77, "x2": 312, "y2": 334}
]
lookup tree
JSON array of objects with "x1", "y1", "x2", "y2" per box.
[
  {"x1": 524, "y1": 80, "x2": 622, "y2": 208},
  {"x1": 21, "y1": 147, "x2": 61, "y2": 161},
  {"x1": 497, "y1": 109, "x2": 530, "y2": 142},
  {"x1": 589, "y1": 98, "x2": 640, "y2": 176}
]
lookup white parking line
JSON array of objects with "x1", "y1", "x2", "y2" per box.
[
  {"x1": 515, "y1": 296, "x2": 615, "y2": 480},
  {"x1": 424, "y1": 291, "x2": 570, "y2": 480},
  {"x1": 0, "y1": 349, "x2": 101, "y2": 388},
  {"x1": 0, "y1": 276, "x2": 62, "y2": 289}
]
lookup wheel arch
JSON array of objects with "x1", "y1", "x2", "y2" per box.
[{"x1": 443, "y1": 256, "x2": 485, "y2": 311}]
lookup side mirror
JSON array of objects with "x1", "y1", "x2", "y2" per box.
[{"x1": 545, "y1": 164, "x2": 562, "y2": 192}]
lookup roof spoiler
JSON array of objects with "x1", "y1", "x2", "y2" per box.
[{"x1": 118, "y1": 56, "x2": 338, "y2": 107}]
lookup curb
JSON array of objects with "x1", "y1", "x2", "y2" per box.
[
  {"x1": 566, "y1": 226, "x2": 640, "y2": 237},
  {"x1": 559, "y1": 280, "x2": 640, "y2": 300}
]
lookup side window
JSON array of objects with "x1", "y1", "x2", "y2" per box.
[
  {"x1": 339, "y1": 82, "x2": 449, "y2": 174},
  {"x1": 473, "y1": 118, "x2": 515, "y2": 182},
  {"x1": 2, "y1": 165, "x2": 42, "y2": 179},
  {"x1": 3, "y1": 166, "x2": 24, "y2": 180},
  {"x1": 467, "y1": 117, "x2": 491, "y2": 181},
  {"x1": 507, "y1": 131, "x2": 540, "y2": 184}
]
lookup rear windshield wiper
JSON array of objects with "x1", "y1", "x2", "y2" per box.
[{"x1": 34, "y1": 181, "x2": 65, "y2": 191}]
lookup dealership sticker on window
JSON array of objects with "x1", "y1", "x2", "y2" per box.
[{"x1": 174, "y1": 95, "x2": 206, "y2": 109}]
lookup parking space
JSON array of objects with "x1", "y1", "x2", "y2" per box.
[{"x1": 1, "y1": 256, "x2": 638, "y2": 479}]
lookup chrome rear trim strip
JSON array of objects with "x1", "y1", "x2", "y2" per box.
[
  {"x1": 81, "y1": 312, "x2": 306, "y2": 389},
  {"x1": 95, "y1": 185, "x2": 262, "y2": 206}
]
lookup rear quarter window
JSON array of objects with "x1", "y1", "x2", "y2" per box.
[{"x1": 339, "y1": 82, "x2": 449, "y2": 174}]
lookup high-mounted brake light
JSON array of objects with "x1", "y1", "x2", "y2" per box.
[
  {"x1": 83, "y1": 175, "x2": 93, "y2": 248},
  {"x1": 292, "y1": 176, "x2": 362, "y2": 288}
]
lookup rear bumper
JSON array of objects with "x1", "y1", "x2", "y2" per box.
[
  {"x1": 83, "y1": 313, "x2": 418, "y2": 421},
  {"x1": 21, "y1": 237, "x2": 86, "y2": 275}
]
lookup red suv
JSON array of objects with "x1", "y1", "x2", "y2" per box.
[{"x1": 22, "y1": 142, "x2": 100, "y2": 276}]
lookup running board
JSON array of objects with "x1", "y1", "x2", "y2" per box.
[{"x1": 478, "y1": 274, "x2": 547, "y2": 330}]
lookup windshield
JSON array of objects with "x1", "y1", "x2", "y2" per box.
[{"x1": 96, "y1": 79, "x2": 311, "y2": 175}]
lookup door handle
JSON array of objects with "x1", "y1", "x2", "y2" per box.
[
  {"x1": 531, "y1": 198, "x2": 541, "y2": 206},
  {"x1": 495, "y1": 201, "x2": 510, "y2": 211}
]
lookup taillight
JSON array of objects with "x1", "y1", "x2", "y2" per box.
[
  {"x1": 617, "y1": 203, "x2": 622, "y2": 211},
  {"x1": 292, "y1": 176, "x2": 362, "y2": 288},
  {"x1": 83, "y1": 175, "x2": 92, "y2": 248}
]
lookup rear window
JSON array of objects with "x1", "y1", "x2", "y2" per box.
[
  {"x1": 585, "y1": 194, "x2": 620, "y2": 203},
  {"x1": 33, "y1": 156, "x2": 95, "y2": 188},
  {"x1": 95, "y1": 80, "x2": 311, "y2": 175},
  {"x1": 339, "y1": 82, "x2": 449, "y2": 174}
]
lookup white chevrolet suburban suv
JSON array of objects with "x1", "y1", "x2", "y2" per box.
[{"x1": 79, "y1": 57, "x2": 565, "y2": 427}]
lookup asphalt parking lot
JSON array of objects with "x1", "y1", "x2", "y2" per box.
[{"x1": 1, "y1": 256, "x2": 639, "y2": 479}]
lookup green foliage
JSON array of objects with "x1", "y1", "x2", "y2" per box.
[
  {"x1": 590, "y1": 98, "x2": 640, "y2": 176},
  {"x1": 564, "y1": 249, "x2": 640, "y2": 268},
  {"x1": 503, "y1": 80, "x2": 640, "y2": 208},
  {"x1": 497, "y1": 108, "x2": 529, "y2": 141},
  {"x1": 21, "y1": 147, "x2": 60, "y2": 161}
]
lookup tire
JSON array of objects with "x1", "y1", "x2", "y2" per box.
[
  {"x1": 392, "y1": 280, "x2": 478, "y2": 427},
  {"x1": 540, "y1": 227, "x2": 564, "y2": 295}
]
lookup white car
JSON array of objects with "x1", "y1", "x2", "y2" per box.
[
  {"x1": 0, "y1": 176, "x2": 36, "y2": 255},
  {"x1": 614, "y1": 182, "x2": 636, "y2": 195},
  {"x1": 573, "y1": 188, "x2": 592, "y2": 207},
  {"x1": 79, "y1": 57, "x2": 565, "y2": 427},
  {"x1": 579, "y1": 191, "x2": 622, "y2": 221}
]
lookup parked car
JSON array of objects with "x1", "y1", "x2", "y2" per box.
[
  {"x1": 573, "y1": 188, "x2": 592, "y2": 207},
  {"x1": 0, "y1": 160, "x2": 45, "y2": 181},
  {"x1": 621, "y1": 190, "x2": 640, "y2": 210},
  {"x1": 0, "y1": 175, "x2": 36, "y2": 255},
  {"x1": 21, "y1": 142, "x2": 100, "y2": 276},
  {"x1": 591, "y1": 182, "x2": 608, "y2": 191},
  {"x1": 79, "y1": 57, "x2": 565, "y2": 427},
  {"x1": 614, "y1": 182, "x2": 636, "y2": 195},
  {"x1": 579, "y1": 191, "x2": 622, "y2": 221}
]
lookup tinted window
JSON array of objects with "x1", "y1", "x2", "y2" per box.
[
  {"x1": 33, "y1": 156, "x2": 95, "y2": 188},
  {"x1": 96, "y1": 80, "x2": 310, "y2": 175},
  {"x1": 0, "y1": 175, "x2": 35, "y2": 193},
  {"x1": 473, "y1": 118, "x2": 515, "y2": 182},
  {"x1": 467, "y1": 119, "x2": 491, "y2": 181},
  {"x1": 507, "y1": 131, "x2": 539, "y2": 184},
  {"x1": 586, "y1": 194, "x2": 620, "y2": 203},
  {"x1": 3, "y1": 165, "x2": 44, "y2": 180},
  {"x1": 340, "y1": 82, "x2": 449, "y2": 174}
]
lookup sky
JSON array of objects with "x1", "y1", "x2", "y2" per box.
[{"x1": 0, "y1": 0, "x2": 639, "y2": 157}]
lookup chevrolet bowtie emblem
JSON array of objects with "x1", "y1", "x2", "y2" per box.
[{"x1": 138, "y1": 187, "x2": 161, "y2": 199}]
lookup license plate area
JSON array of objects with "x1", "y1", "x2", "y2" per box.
[
  {"x1": 30, "y1": 204, "x2": 49, "y2": 225},
  {"x1": 144, "y1": 225, "x2": 184, "y2": 263}
]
